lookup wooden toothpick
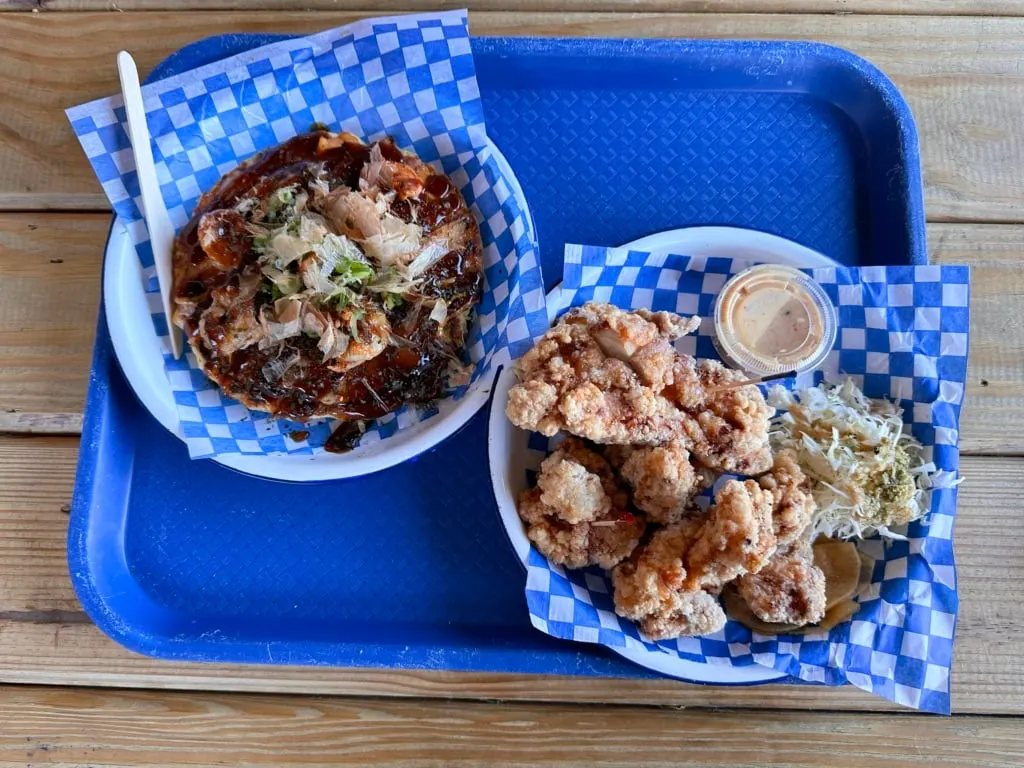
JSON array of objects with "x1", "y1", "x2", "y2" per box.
[{"x1": 709, "y1": 369, "x2": 797, "y2": 394}]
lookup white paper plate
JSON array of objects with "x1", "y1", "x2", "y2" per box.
[
  {"x1": 488, "y1": 226, "x2": 838, "y2": 684},
  {"x1": 104, "y1": 140, "x2": 529, "y2": 482}
]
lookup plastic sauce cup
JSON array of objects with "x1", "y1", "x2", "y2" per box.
[{"x1": 712, "y1": 264, "x2": 838, "y2": 377}]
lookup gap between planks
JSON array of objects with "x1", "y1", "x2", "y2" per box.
[
  {"x1": 2, "y1": 215, "x2": 1022, "y2": 454},
  {"x1": 0, "y1": 12, "x2": 1021, "y2": 220}
]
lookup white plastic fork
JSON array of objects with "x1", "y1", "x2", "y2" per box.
[{"x1": 117, "y1": 50, "x2": 183, "y2": 358}]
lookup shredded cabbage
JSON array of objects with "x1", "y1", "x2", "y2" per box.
[{"x1": 767, "y1": 379, "x2": 961, "y2": 540}]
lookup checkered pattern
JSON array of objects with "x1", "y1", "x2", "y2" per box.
[
  {"x1": 66, "y1": 12, "x2": 548, "y2": 458},
  {"x1": 524, "y1": 244, "x2": 968, "y2": 714}
]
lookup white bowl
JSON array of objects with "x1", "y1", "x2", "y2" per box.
[
  {"x1": 104, "y1": 139, "x2": 532, "y2": 482},
  {"x1": 487, "y1": 226, "x2": 837, "y2": 683}
]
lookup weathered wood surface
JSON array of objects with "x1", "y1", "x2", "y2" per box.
[
  {"x1": 0, "y1": 13, "x2": 1020, "y2": 222},
  {"x1": 3, "y1": 686, "x2": 1024, "y2": 768}
]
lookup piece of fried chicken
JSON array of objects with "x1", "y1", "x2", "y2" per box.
[
  {"x1": 668, "y1": 357, "x2": 775, "y2": 475},
  {"x1": 606, "y1": 441, "x2": 711, "y2": 524},
  {"x1": 535, "y1": 441, "x2": 615, "y2": 524},
  {"x1": 736, "y1": 539, "x2": 826, "y2": 626},
  {"x1": 733, "y1": 451, "x2": 826, "y2": 627},
  {"x1": 611, "y1": 519, "x2": 726, "y2": 639},
  {"x1": 506, "y1": 303, "x2": 699, "y2": 444},
  {"x1": 518, "y1": 438, "x2": 644, "y2": 569},
  {"x1": 758, "y1": 449, "x2": 817, "y2": 547},
  {"x1": 682, "y1": 478, "x2": 778, "y2": 590},
  {"x1": 506, "y1": 303, "x2": 773, "y2": 474},
  {"x1": 611, "y1": 478, "x2": 777, "y2": 639}
]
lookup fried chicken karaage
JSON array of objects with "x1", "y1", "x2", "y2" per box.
[
  {"x1": 608, "y1": 440, "x2": 711, "y2": 524},
  {"x1": 682, "y1": 478, "x2": 778, "y2": 590},
  {"x1": 518, "y1": 438, "x2": 644, "y2": 569},
  {"x1": 611, "y1": 478, "x2": 778, "y2": 638},
  {"x1": 535, "y1": 439, "x2": 619, "y2": 524},
  {"x1": 734, "y1": 451, "x2": 827, "y2": 627},
  {"x1": 506, "y1": 303, "x2": 774, "y2": 474},
  {"x1": 668, "y1": 357, "x2": 775, "y2": 475},
  {"x1": 736, "y1": 539, "x2": 826, "y2": 626},
  {"x1": 758, "y1": 449, "x2": 817, "y2": 547},
  {"x1": 507, "y1": 304, "x2": 699, "y2": 444},
  {"x1": 507, "y1": 304, "x2": 855, "y2": 641},
  {"x1": 611, "y1": 519, "x2": 727, "y2": 639}
]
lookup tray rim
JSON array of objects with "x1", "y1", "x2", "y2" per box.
[{"x1": 69, "y1": 31, "x2": 927, "y2": 674}]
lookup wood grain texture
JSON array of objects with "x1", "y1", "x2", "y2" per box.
[
  {"x1": 0, "y1": 436, "x2": 80, "y2": 613},
  {"x1": 0, "y1": 216, "x2": 1018, "y2": 452},
  {"x1": 6, "y1": 0, "x2": 1024, "y2": 14},
  {"x1": 930, "y1": 224, "x2": 1024, "y2": 454},
  {"x1": 0, "y1": 214, "x2": 101, "y2": 424},
  {"x1": 1, "y1": 686, "x2": 1023, "y2": 768},
  {"x1": 0, "y1": 435, "x2": 1020, "y2": 714},
  {"x1": 0, "y1": 411, "x2": 82, "y2": 434},
  {"x1": 0, "y1": 12, "x2": 1021, "y2": 220}
]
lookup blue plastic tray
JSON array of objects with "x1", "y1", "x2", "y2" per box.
[{"x1": 70, "y1": 35, "x2": 925, "y2": 673}]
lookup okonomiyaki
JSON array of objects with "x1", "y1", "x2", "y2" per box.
[{"x1": 170, "y1": 130, "x2": 483, "y2": 451}]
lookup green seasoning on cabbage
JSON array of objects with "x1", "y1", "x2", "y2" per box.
[{"x1": 767, "y1": 379, "x2": 961, "y2": 540}]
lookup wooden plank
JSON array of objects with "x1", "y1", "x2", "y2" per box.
[
  {"x1": 0, "y1": 215, "x2": 1018, "y2": 453},
  {"x1": 1, "y1": 686, "x2": 1023, "y2": 768},
  {"x1": 0, "y1": 435, "x2": 1019, "y2": 714},
  {"x1": 0, "y1": 436, "x2": 81, "y2": 613},
  {"x1": 6, "y1": 0, "x2": 1024, "y2": 15},
  {"x1": 0, "y1": 214, "x2": 102, "y2": 425},
  {"x1": 930, "y1": 223, "x2": 1024, "y2": 455},
  {"x1": 0, "y1": 12, "x2": 1021, "y2": 220}
]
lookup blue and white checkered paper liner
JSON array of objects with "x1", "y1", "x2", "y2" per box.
[
  {"x1": 66, "y1": 11, "x2": 547, "y2": 458},
  {"x1": 524, "y1": 244, "x2": 968, "y2": 714}
]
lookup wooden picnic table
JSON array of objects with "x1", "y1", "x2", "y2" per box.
[{"x1": 0, "y1": 1, "x2": 1022, "y2": 765}]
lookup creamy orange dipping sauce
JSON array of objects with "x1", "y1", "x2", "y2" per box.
[{"x1": 714, "y1": 265, "x2": 836, "y2": 376}]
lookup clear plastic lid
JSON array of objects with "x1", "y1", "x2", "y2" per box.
[{"x1": 713, "y1": 264, "x2": 838, "y2": 377}]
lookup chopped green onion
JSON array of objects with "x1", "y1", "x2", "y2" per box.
[
  {"x1": 333, "y1": 287, "x2": 357, "y2": 310},
  {"x1": 348, "y1": 308, "x2": 365, "y2": 341},
  {"x1": 334, "y1": 257, "x2": 375, "y2": 286}
]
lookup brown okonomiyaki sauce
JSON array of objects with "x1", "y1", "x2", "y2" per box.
[{"x1": 172, "y1": 131, "x2": 483, "y2": 452}]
